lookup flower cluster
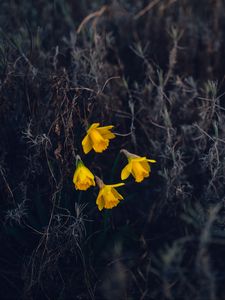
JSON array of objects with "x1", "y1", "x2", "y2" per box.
[{"x1": 73, "y1": 123, "x2": 156, "y2": 211}]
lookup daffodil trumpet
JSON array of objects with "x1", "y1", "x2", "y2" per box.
[
  {"x1": 95, "y1": 176, "x2": 125, "y2": 211},
  {"x1": 120, "y1": 149, "x2": 156, "y2": 183}
]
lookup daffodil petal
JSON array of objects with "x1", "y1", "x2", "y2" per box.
[
  {"x1": 97, "y1": 126, "x2": 115, "y2": 139},
  {"x1": 83, "y1": 166, "x2": 95, "y2": 180},
  {"x1": 121, "y1": 162, "x2": 132, "y2": 180},
  {"x1": 96, "y1": 190, "x2": 105, "y2": 211},
  {"x1": 131, "y1": 170, "x2": 145, "y2": 182},
  {"x1": 99, "y1": 130, "x2": 116, "y2": 139},
  {"x1": 73, "y1": 169, "x2": 79, "y2": 185},
  {"x1": 82, "y1": 135, "x2": 92, "y2": 154},
  {"x1": 132, "y1": 157, "x2": 147, "y2": 162},
  {"x1": 98, "y1": 125, "x2": 114, "y2": 130},
  {"x1": 147, "y1": 159, "x2": 156, "y2": 163},
  {"x1": 87, "y1": 123, "x2": 100, "y2": 133},
  {"x1": 111, "y1": 188, "x2": 124, "y2": 200},
  {"x1": 134, "y1": 176, "x2": 145, "y2": 183},
  {"x1": 108, "y1": 183, "x2": 125, "y2": 188},
  {"x1": 141, "y1": 161, "x2": 150, "y2": 172}
]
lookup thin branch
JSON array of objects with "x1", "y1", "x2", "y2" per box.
[
  {"x1": 77, "y1": 5, "x2": 107, "y2": 34},
  {"x1": 134, "y1": 0, "x2": 161, "y2": 20}
]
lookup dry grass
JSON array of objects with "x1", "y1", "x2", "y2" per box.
[{"x1": 1, "y1": 1, "x2": 225, "y2": 299}]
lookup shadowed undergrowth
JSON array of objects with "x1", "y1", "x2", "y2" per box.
[{"x1": 1, "y1": 1, "x2": 225, "y2": 299}]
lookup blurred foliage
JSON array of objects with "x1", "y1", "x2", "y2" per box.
[{"x1": 1, "y1": 0, "x2": 225, "y2": 299}]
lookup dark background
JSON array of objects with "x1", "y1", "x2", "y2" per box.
[{"x1": 1, "y1": 0, "x2": 225, "y2": 299}]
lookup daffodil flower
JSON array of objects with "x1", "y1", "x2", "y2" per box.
[
  {"x1": 73, "y1": 158, "x2": 95, "y2": 191},
  {"x1": 82, "y1": 123, "x2": 115, "y2": 154},
  {"x1": 120, "y1": 149, "x2": 156, "y2": 183},
  {"x1": 95, "y1": 176, "x2": 125, "y2": 211}
]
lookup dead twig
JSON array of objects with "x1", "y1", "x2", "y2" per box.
[
  {"x1": 134, "y1": 0, "x2": 161, "y2": 20},
  {"x1": 77, "y1": 5, "x2": 107, "y2": 34}
]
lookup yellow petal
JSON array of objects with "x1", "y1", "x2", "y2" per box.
[
  {"x1": 99, "y1": 130, "x2": 115, "y2": 139},
  {"x1": 131, "y1": 157, "x2": 146, "y2": 162},
  {"x1": 96, "y1": 190, "x2": 105, "y2": 211},
  {"x1": 97, "y1": 126, "x2": 115, "y2": 139},
  {"x1": 134, "y1": 177, "x2": 144, "y2": 183},
  {"x1": 82, "y1": 166, "x2": 95, "y2": 181},
  {"x1": 132, "y1": 161, "x2": 148, "y2": 174},
  {"x1": 82, "y1": 135, "x2": 92, "y2": 154},
  {"x1": 73, "y1": 169, "x2": 79, "y2": 185},
  {"x1": 87, "y1": 123, "x2": 100, "y2": 133},
  {"x1": 147, "y1": 159, "x2": 156, "y2": 163},
  {"x1": 131, "y1": 172, "x2": 145, "y2": 183},
  {"x1": 98, "y1": 125, "x2": 114, "y2": 130},
  {"x1": 140, "y1": 160, "x2": 150, "y2": 172},
  {"x1": 111, "y1": 187, "x2": 124, "y2": 200},
  {"x1": 108, "y1": 183, "x2": 125, "y2": 188},
  {"x1": 121, "y1": 162, "x2": 132, "y2": 180}
]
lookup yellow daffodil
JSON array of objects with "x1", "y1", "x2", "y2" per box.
[
  {"x1": 73, "y1": 158, "x2": 95, "y2": 191},
  {"x1": 82, "y1": 123, "x2": 116, "y2": 154},
  {"x1": 95, "y1": 176, "x2": 125, "y2": 211},
  {"x1": 120, "y1": 149, "x2": 156, "y2": 183}
]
